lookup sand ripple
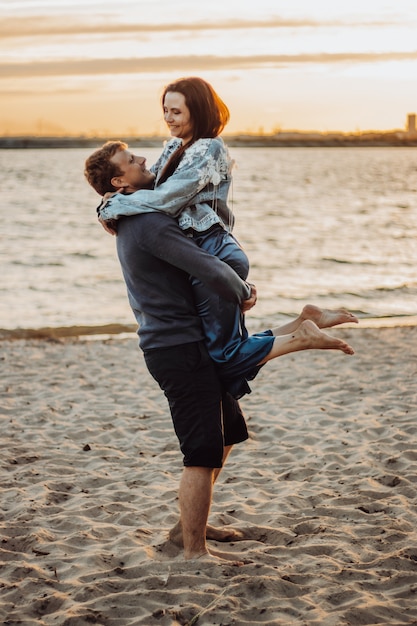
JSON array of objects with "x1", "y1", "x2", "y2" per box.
[{"x1": 1, "y1": 327, "x2": 417, "y2": 625}]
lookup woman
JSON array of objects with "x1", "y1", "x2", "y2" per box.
[{"x1": 94, "y1": 77, "x2": 356, "y2": 397}]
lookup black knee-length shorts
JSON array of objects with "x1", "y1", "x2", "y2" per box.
[{"x1": 143, "y1": 341, "x2": 248, "y2": 468}]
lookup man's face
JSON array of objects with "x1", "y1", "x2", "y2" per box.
[{"x1": 110, "y1": 149, "x2": 155, "y2": 192}]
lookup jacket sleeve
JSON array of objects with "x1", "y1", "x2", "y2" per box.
[{"x1": 99, "y1": 138, "x2": 228, "y2": 221}]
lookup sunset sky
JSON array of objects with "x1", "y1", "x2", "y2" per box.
[{"x1": 1, "y1": 0, "x2": 417, "y2": 137}]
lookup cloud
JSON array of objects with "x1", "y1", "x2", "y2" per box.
[
  {"x1": 1, "y1": 87, "x2": 91, "y2": 96},
  {"x1": 0, "y1": 15, "x2": 402, "y2": 39},
  {"x1": 2, "y1": 51, "x2": 417, "y2": 78}
]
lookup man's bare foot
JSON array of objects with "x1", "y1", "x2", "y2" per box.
[
  {"x1": 302, "y1": 304, "x2": 358, "y2": 329},
  {"x1": 296, "y1": 320, "x2": 354, "y2": 355},
  {"x1": 168, "y1": 521, "x2": 184, "y2": 547},
  {"x1": 186, "y1": 548, "x2": 244, "y2": 566},
  {"x1": 206, "y1": 524, "x2": 246, "y2": 542},
  {"x1": 168, "y1": 522, "x2": 244, "y2": 547}
]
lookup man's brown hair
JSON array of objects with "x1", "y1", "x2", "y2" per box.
[{"x1": 84, "y1": 140, "x2": 127, "y2": 196}]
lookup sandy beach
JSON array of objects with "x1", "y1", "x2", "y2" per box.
[{"x1": 1, "y1": 325, "x2": 417, "y2": 625}]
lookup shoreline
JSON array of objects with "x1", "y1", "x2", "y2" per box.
[
  {"x1": 0, "y1": 323, "x2": 137, "y2": 341},
  {"x1": 1, "y1": 133, "x2": 417, "y2": 149},
  {"x1": 1, "y1": 315, "x2": 417, "y2": 341}
]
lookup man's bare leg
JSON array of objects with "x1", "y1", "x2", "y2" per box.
[
  {"x1": 179, "y1": 465, "x2": 243, "y2": 563},
  {"x1": 259, "y1": 319, "x2": 354, "y2": 365},
  {"x1": 179, "y1": 466, "x2": 213, "y2": 560},
  {"x1": 170, "y1": 445, "x2": 244, "y2": 546},
  {"x1": 208, "y1": 445, "x2": 245, "y2": 541},
  {"x1": 271, "y1": 305, "x2": 358, "y2": 337},
  {"x1": 212, "y1": 444, "x2": 232, "y2": 483}
]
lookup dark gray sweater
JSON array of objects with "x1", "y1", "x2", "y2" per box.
[{"x1": 116, "y1": 213, "x2": 250, "y2": 351}]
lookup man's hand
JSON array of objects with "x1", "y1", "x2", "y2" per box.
[
  {"x1": 241, "y1": 283, "x2": 257, "y2": 313},
  {"x1": 99, "y1": 217, "x2": 118, "y2": 236},
  {"x1": 97, "y1": 189, "x2": 123, "y2": 235},
  {"x1": 102, "y1": 190, "x2": 119, "y2": 203}
]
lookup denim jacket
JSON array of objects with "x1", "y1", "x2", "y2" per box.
[{"x1": 98, "y1": 137, "x2": 235, "y2": 233}]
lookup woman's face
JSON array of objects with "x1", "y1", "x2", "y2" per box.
[{"x1": 163, "y1": 91, "x2": 193, "y2": 144}]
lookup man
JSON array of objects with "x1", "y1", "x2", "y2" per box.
[{"x1": 85, "y1": 142, "x2": 256, "y2": 563}]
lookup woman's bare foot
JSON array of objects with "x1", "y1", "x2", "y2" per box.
[
  {"x1": 272, "y1": 305, "x2": 358, "y2": 338},
  {"x1": 297, "y1": 320, "x2": 354, "y2": 354},
  {"x1": 261, "y1": 319, "x2": 355, "y2": 363},
  {"x1": 301, "y1": 304, "x2": 358, "y2": 329}
]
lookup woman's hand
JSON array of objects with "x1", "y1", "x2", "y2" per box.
[{"x1": 241, "y1": 283, "x2": 257, "y2": 313}]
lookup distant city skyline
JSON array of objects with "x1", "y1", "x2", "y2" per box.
[{"x1": 1, "y1": 1, "x2": 416, "y2": 136}]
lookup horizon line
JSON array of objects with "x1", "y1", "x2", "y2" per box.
[{"x1": 0, "y1": 125, "x2": 416, "y2": 140}]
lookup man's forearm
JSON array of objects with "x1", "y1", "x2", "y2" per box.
[
  {"x1": 150, "y1": 219, "x2": 251, "y2": 305},
  {"x1": 201, "y1": 256, "x2": 251, "y2": 304}
]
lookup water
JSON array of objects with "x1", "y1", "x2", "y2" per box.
[{"x1": 1, "y1": 146, "x2": 417, "y2": 332}]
